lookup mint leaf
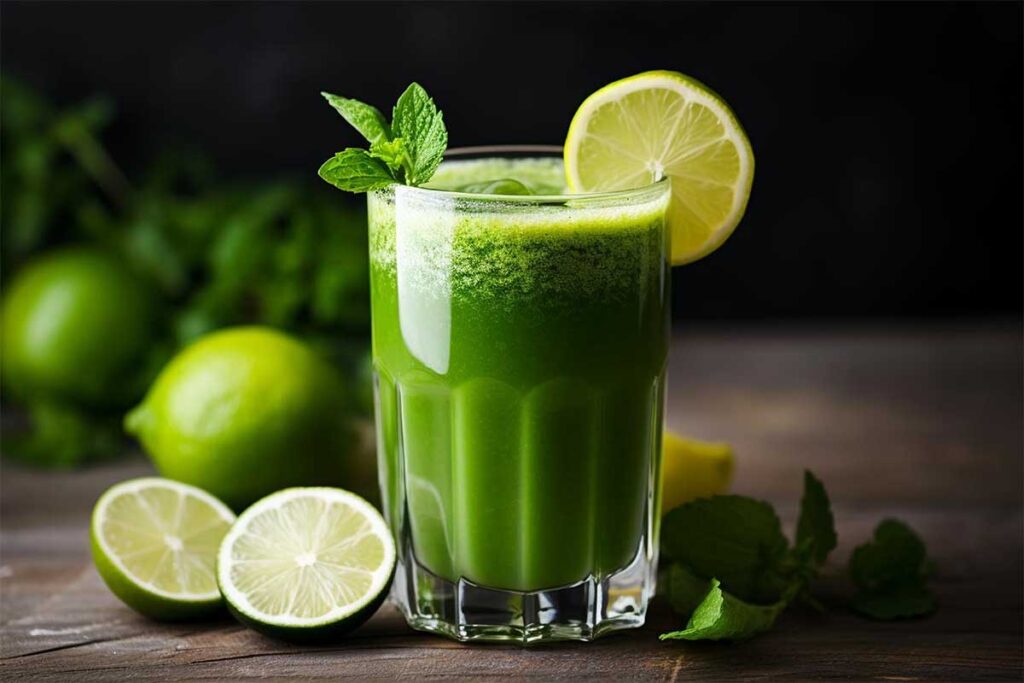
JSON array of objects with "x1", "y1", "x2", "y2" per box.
[
  {"x1": 850, "y1": 519, "x2": 929, "y2": 587},
  {"x1": 660, "y1": 578, "x2": 786, "y2": 642},
  {"x1": 796, "y1": 470, "x2": 837, "y2": 566},
  {"x1": 661, "y1": 495, "x2": 790, "y2": 603},
  {"x1": 666, "y1": 563, "x2": 714, "y2": 617},
  {"x1": 318, "y1": 149, "x2": 394, "y2": 192},
  {"x1": 369, "y1": 138, "x2": 408, "y2": 177},
  {"x1": 321, "y1": 92, "x2": 391, "y2": 145},
  {"x1": 391, "y1": 82, "x2": 447, "y2": 186},
  {"x1": 318, "y1": 83, "x2": 447, "y2": 192},
  {"x1": 849, "y1": 519, "x2": 936, "y2": 620}
]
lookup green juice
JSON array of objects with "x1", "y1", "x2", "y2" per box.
[{"x1": 369, "y1": 157, "x2": 670, "y2": 593}]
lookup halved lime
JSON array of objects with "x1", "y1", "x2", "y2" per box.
[
  {"x1": 90, "y1": 477, "x2": 236, "y2": 620},
  {"x1": 565, "y1": 70, "x2": 755, "y2": 265},
  {"x1": 217, "y1": 487, "x2": 396, "y2": 642}
]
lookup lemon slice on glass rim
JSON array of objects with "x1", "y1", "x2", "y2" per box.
[{"x1": 565, "y1": 70, "x2": 754, "y2": 265}]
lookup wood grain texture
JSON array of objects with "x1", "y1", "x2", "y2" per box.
[{"x1": 2, "y1": 324, "x2": 1021, "y2": 680}]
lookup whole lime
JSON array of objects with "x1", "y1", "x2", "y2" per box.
[
  {"x1": 125, "y1": 327, "x2": 355, "y2": 510},
  {"x1": 1, "y1": 248, "x2": 158, "y2": 408}
]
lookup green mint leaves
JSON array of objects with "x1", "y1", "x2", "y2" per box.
[
  {"x1": 661, "y1": 571, "x2": 786, "y2": 642},
  {"x1": 660, "y1": 471, "x2": 835, "y2": 642},
  {"x1": 796, "y1": 470, "x2": 838, "y2": 566},
  {"x1": 660, "y1": 470, "x2": 934, "y2": 643},
  {"x1": 317, "y1": 149, "x2": 396, "y2": 193},
  {"x1": 321, "y1": 93, "x2": 391, "y2": 145},
  {"x1": 849, "y1": 519, "x2": 937, "y2": 619},
  {"x1": 390, "y1": 83, "x2": 448, "y2": 185},
  {"x1": 318, "y1": 83, "x2": 447, "y2": 192},
  {"x1": 661, "y1": 495, "x2": 792, "y2": 605}
]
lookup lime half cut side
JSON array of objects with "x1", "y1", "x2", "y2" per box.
[
  {"x1": 565, "y1": 70, "x2": 755, "y2": 265},
  {"x1": 217, "y1": 487, "x2": 396, "y2": 642},
  {"x1": 90, "y1": 477, "x2": 236, "y2": 620}
]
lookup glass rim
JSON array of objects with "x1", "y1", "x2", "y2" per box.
[{"x1": 380, "y1": 145, "x2": 670, "y2": 204}]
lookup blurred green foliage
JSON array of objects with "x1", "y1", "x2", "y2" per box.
[{"x1": 1, "y1": 76, "x2": 372, "y2": 466}]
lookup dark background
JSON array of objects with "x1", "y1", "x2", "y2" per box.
[{"x1": 2, "y1": 1, "x2": 1021, "y2": 321}]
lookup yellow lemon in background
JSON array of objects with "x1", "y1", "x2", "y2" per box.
[{"x1": 661, "y1": 431, "x2": 735, "y2": 514}]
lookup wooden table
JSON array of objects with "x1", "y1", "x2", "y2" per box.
[{"x1": 2, "y1": 324, "x2": 1022, "y2": 680}]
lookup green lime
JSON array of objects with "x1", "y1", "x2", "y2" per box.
[
  {"x1": 1, "y1": 247, "x2": 159, "y2": 407},
  {"x1": 564, "y1": 70, "x2": 755, "y2": 265},
  {"x1": 217, "y1": 487, "x2": 395, "y2": 642},
  {"x1": 125, "y1": 326, "x2": 355, "y2": 510},
  {"x1": 90, "y1": 477, "x2": 235, "y2": 620}
]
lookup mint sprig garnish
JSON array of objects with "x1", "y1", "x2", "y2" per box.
[
  {"x1": 318, "y1": 83, "x2": 447, "y2": 192},
  {"x1": 659, "y1": 470, "x2": 934, "y2": 642}
]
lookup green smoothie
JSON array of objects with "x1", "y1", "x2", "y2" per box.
[{"x1": 369, "y1": 157, "x2": 670, "y2": 592}]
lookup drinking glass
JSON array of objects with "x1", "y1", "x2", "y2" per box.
[{"x1": 368, "y1": 147, "x2": 671, "y2": 643}]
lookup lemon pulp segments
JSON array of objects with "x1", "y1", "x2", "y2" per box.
[
  {"x1": 217, "y1": 488, "x2": 395, "y2": 633},
  {"x1": 565, "y1": 70, "x2": 754, "y2": 265}
]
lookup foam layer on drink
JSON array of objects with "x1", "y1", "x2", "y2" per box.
[{"x1": 368, "y1": 158, "x2": 670, "y2": 304}]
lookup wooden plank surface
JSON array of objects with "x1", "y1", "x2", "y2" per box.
[{"x1": 2, "y1": 323, "x2": 1022, "y2": 680}]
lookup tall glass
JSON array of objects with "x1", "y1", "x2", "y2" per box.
[{"x1": 368, "y1": 147, "x2": 671, "y2": 643}]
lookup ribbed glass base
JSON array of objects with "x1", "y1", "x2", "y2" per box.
[{"x1": 390, "y1": 543, "x2": 655, "y2": 644}]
